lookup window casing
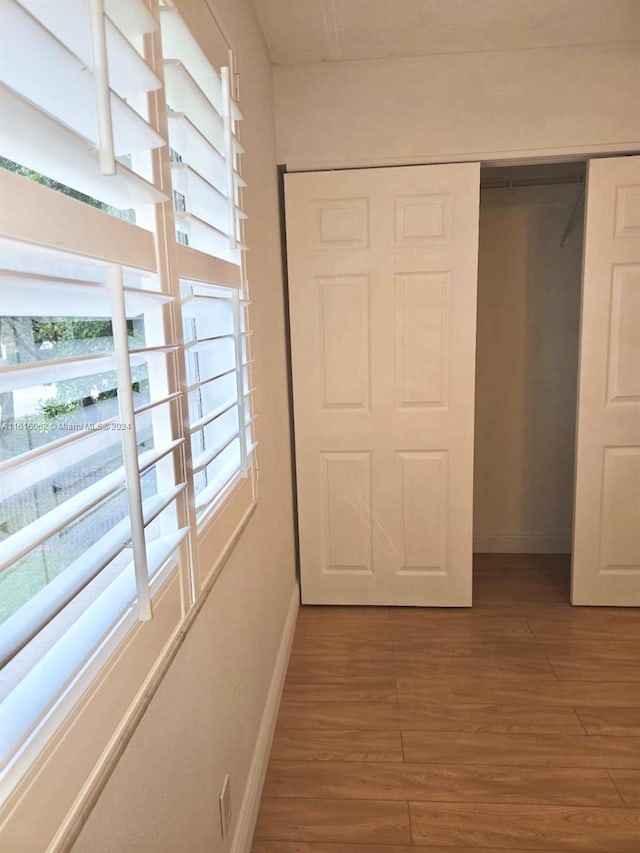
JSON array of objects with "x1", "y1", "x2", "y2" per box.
[{"x1": 0, "y1": 0, "x2": 257, "y2": 829}]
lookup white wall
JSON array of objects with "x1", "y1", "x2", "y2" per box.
[
  {"x1": 70, "y1": 1, "x2": 297, "y2": 851},
  {"x1": 473, "y1": 183, "x2": 583, "y2": 554},
  {"x1": 274, "y1": 44, "x2": 640, "y2": 169}
]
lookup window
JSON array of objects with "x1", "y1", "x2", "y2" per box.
[
  {"x1": 0, "y1": 0, "x2": 256, "y2": 822},
  {"x1": 160, "y1": 5, "x2": 247, "y2": 262},
  {"x1": 181, "y1": 280, "x2": 256, "y2": 522},
  {"x1": 158, "y1": 4, "x2": 256, "y2": 523}
]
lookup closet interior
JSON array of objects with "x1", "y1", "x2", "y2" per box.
[{"x1": 473, "y1": 162, "x2": 587, "y2": 598}]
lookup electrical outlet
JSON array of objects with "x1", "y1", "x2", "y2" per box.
[{"x1": 219, "y1": 774, "x2": 232, "y2": 839}]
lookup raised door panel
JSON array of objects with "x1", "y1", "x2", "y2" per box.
[
  {"x1": 394, "y1": 272, "x2": 450, "y2": 408},
  {"x1": 606, "y1": 265, "x2": 640, "y2": 402},
  {"x1": 321, "y1": 451, "x2": 373, "y2": 574},
  {"x1": 600, "y1": 447, "x2": 640, "y2": 573},
  {"x1": 396, "y1": 451, "x2": 448, "y2": 574},
  {"x1": 319, "y1": 276, "x2": 370, "y2": 409}
]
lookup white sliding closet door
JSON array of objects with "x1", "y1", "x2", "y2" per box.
[
  {"x1": 285, "y1": 164, "x2": 480, "y2": 605},
  {"x1": 572, "y1": 155, "x2": 640, "y2": 605}
]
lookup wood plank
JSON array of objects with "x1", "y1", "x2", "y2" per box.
[
  {"x1": 393, "y1": 639, "x2": 545, "y2": 660},
  {"x1": 262, "y1": 760, "x2": 624, "y2": 806},
  {"x1": 396, "y1": 676, "x2": 640, "y2": 706},
  {"x1": 285, "y1": 669, "x2": 556, "y2": 703},
  {"x1": 269, "y1": 730, "x2": 403, "y2": 762},
  {"x1": 287, "y1": 657, "x2": 396, "y2": 681},
  {"x1": 288, "y1": 644, "x2": 551, "y2": 678},
  {"x1": 527, "y1": 607, "x2": 640, "y2": 622},
  {"x1": 294, "y1": 622, "x2": 392, "y2": 644},
  {"x1": 388, "y1": 654, "x2": 557, "y2": 680},
  {"x1": 549, "y1": 657, "x2": 640, "y2": 682},
  {"x1": 283, "y1": 677, "x2": 398, "y2": 702},
  {"x1": 291, "y1": 637, "x2": 395, "y2": 659},
  {"x1": 504, "y1": 581, "x2": 569, "y2": 605},
  {"x1": 529, "y1": 617, "x2": 640, "y2": 643},
  {"x1": 401, "y1": 731, "x2": 640, "y2": 768},
  {"x1": 276, "y1": 701, "x2": 584, "y2": 734},
  {"x1": 609, "y1": 770, "x2": 640, "y2": 807},
  {"x1": 252, "y1": 844, "x2": 568, "y2": 853},
  {"x1": 409, "y1": 802, "x2": 640, "y2": 850},
  {"x1": 253, "y1": 798, "x2": 411, "y2": 843},
  {"x1": 540, "y1": 638, "x2": 640, "y2": 661},
  {"x1": 576, "y1": 707, "x2": 640, "y2": 736},
  {"x1": 471, "y1": 582, "x2": 518, "y2": 606},
  {"x1": 296, "y1": 605, "x2": 390, "y2": 626},
  {"x1": 255, "y1": 560, "x2": 640, "y2": 851},
  {"x1": 388, "y1": 612, "x2": 534, "y2": 641}
]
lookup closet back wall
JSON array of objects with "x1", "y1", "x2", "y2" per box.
[{"x1": 473, "y1": 184, "x2": 583, "y2": 554}]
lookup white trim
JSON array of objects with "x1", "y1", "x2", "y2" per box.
[
  {"x1": 0, "y1": 169, "x2": 157, "y2": 271},
  {"x1": 473, "y1": 533, "x2": 572, "y2": 554},
  {"x1": 176, "y1": 244, "x2": 242, "y2": 286},
  {"x1": 230, "y1": 583, "x2": 299, "y2": 853},
  {"x1": 283, "y1": 142, "x2": 640, "y2": 173}
]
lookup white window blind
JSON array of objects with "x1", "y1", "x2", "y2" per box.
[
  {"x1": 0, "y1": 0, "x2": 256, "y2": 811},
  {"x1": 0, "y1": 242, "x2": 188, "y2": 764},
  {"x1": 160, "y1": 6, "x2": 247, "y2": 262},
  {"x1": 181, "y1": 280, "x2": 257, "y2": 519},
  {"x1": 0, "y1": 0, "x2": 166, "y2": 212}
]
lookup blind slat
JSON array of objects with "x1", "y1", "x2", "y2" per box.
[
  {"x1": 18, "y1": 0, "x2": 162, "y2": 100},
  {"x1": 185, "y1": 366, "x2": 236, "y2": 394},
  {"x1": 129, "y1": 344, "x2": 179, "y2": 356},
  {"x1": 189, "y1": 398, "x2": 237, "y2": 434},
  {"x1": 0, "y1": 345, "x2": 174, "y2": 394},
  {"x1": 1, "y1": 2, "x2": 165, "y2": 157},
  {"x1": 171, "y1": 164, "x2": 230, "y2": 233},
  {"x1": 159, "y1": 7, "x2": 225, "y2": 114},
  {"x1": 138, "y1": 438, "x2": 184, "y2": 476},
  {"x1": 0, "y1": 272, "x2": 172, "y2": 318},
  {"x1": 134, "y1": 391, "x2": 183, "y2": 416},
  {"x1": 0, "y1": 485, "x2": 185, "y2": 668},
  {"x1": 194, "y1": 460, "x2": 241, "y2": 512},
  {"x1": 181, "y1": 295, "x2": 232, "y2": 321},
  {"x1": 184, "y1": 332, "x2": 236, "y2": 351},
  {"x1": 174, "y1": 212, "x2": 242, "y2": 265},
  {"x1": 164, "y1": 61, "x2": 224, "y2": 155},
  {"x1": 0, "y1": 527, "x2": 188, "y2": 768},
  {"x1": 192, "y1": 430, "x2": 239, "y2": 475},
  {"x1": 104, "y1": 0, "x2": 158, "y2": 39},
  {"x1": 0, "y1": 466, "x2": 127, "y2": 574},
  {"x1": 167, "y1": 112, "x2": 225, "y2": 172},
  {"x1": 0, "y1": 419, "x2": 121, "y2": 500},
  {"x1": 0, "y1": 352, "x2": 118, "y2": 394},
  {"x1": 0, "y1": 87, "x2": 167, "y2": 211}
]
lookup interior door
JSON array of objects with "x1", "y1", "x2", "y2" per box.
[
  {"x1": 572, "y1": 155, "x2": 640, "y2": 605},
  {"x1": 285, "y1": 164, "x2": 480, "y2": 605}
]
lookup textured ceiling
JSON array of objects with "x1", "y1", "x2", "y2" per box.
[{"x1": 251, "y1": 0, "x2": 640, "y2": 65}]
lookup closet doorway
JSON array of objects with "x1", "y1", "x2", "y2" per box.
[
  {"x1": 285, "y1": 155, "x2": 640, "y2": 607},
  {"x1": 473, "y1": 163, "x2": 585, "y2": 604}
]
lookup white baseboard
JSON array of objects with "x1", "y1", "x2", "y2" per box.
[
  {"x1": 230, "y1": 583, "x2": 299, "y2": 853},
  {"x1": 473, "y1": 533, "x2": 571, "y2": 554}
]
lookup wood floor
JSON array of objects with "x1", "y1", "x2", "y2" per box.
[{"x1": 252, "y1": 555, "x2": 640, "y2": 852}]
